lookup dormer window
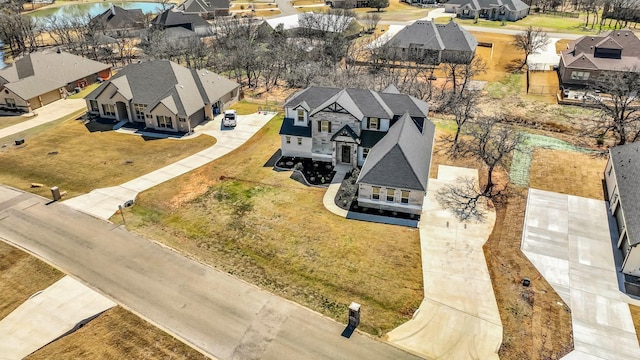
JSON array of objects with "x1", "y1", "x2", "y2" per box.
[
  {"x1": 297, "y1": 109, "x2": 305, "y2": 123},
  {"x1": 367, "y1": 117, "x2": 380, "y2": 130}
]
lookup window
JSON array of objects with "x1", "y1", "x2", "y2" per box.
[
  {"x1": 297, "y1": 137, "x2": 302, "y2": 145},
  {"x1": 570, "y1": 71, "x2": 590, "y2": 81},
  {"x1": 179, "y1": 117, "x2": 186, "y2": 122},
  {"x1": 401, "y1": 190, "x2": 410, "y2": 204},
  {"x1": 368, "y1": 117, "x2": 379, "y2": 130},
  {"x1": 146, "y1": 114, "x2": 152, "y2": 119},
  {"x1": 387, "y1": 188, "x2": 395, "y2": 202},
  {"x1": 362, "y1": 148, "x2": 370, "y2": 159},
  {"x1": 499, "y1": 9, "x2": 505, "y2": 15},
  {"x1": 286, "y1": 136, "x2": 291, "y2": 144},
  {"x1": 297, "y1": 109, "x2": 305, "y2": 122},
  {"x1": 89, "y1": 100, "x2": 98, "y2": 112},
  {"x1": 463, "y1": 9, "x2": 470, "y2": 15},
  {"x1": 318, "y1": 120, "x2": 331, "y2": 133},
  {"x1": 156, "y1": 115, "x2": 173, "y2": 129},
  {"x1": 102, "y1": 103, "x2": 115, "y2": 116},
  {"x1": 372, "y1": 187, "x2": 380, "y2": 200},
  {"x1": 133, "y1": 103, "x2": 147, "y2": 120},
  {"x1": 5, "y1": 98, "x2": 16, "y2": 108}
]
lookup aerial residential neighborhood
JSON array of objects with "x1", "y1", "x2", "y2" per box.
[{"x1": 0, "y1": 0, "x2": 640, "y2": 359}]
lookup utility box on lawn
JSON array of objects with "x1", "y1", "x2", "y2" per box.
[{"x1": 51, "y1": 186, "x2": 61, "y2": 201}]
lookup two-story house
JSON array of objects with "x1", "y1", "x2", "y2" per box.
[
  {"x1": 444, "y1": 0, "x2": 530, "y2": 21},
  {"x1": 279, "y1": 85, "x2": 435, "y2": 215},
  {"x1": 605, "y1": 142, "x2": 640, "y2": 277},
  {"x1": 559, "y1": 29, "x2": 640, "y2": 89}
]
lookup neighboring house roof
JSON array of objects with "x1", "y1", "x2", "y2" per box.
[
  {"x1": 177, "y1": 0, "x2": 229, "y2": 13},
  {"x1": 561, "y1": 29, "x2": 640, "y2": 72},
  {"x1": 610, "y1": 142, "x2": 640, "y2": 246},
  {"x1": 286, "y1": 86, "x2": 429, "y2": 121},
  {"x1": 90, "y1": 5, "x2": 145, "y2": 31},
  {"x1": 279, "y1": 117, "x2": 313, "y2": 137},
  {"x1": 163, "y1": 26, "x2": 198, "y2": 39},
  {"x1": 86, "y1": 60, "x2": 238, "y2": 118},
  {"x1": 152, "y1": 8, "x2": 209, "y2": 28},
  {"x1": 388, "y1": 20, "x2": 477, "y2": 53},
  {"x1": 0, "y1": 51, "x2": 110, "y2": 100},
  {"x1": 265, "y1": 12, "x2": 355, "y2": 33},
  {"x1": 564, "y1": 30, "x2": 640, "y2": 72},
  {"x1": 446, "y1": 0, "x2": 529, "y2": 11},
  {"x1": 357, "y1": 113, "x2": 435, "y2": 191}
]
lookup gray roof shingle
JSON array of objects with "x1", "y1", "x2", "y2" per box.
[
  {"x1": 177, "y1": 0, "x2": 229, "y2": 13},
  {"x1": 0, "y1": 51, "x2": 110, "y2": 100},
  {"x1": 86, "y1": 60, "x2": 238, "y2": 117},
  {"x1": 357, "y1": 113, "x2": 436, "y2": 191},
  {"x1": 447, "y1": 0, "x2": 529, "y2": 11},
  {"x1": 90, "y1": 5, "x2": 145, "y2": 30},
  {"x1": 152, "y1": 8, "x2": 209, "y2": 28},
  {"x1": 388, "y1": 20, "x2": 477, "y2": 53},
  {"x1": 610, "y1": 142, "x2": 640, "y2": 246}
]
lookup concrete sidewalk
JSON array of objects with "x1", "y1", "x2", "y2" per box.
[
  {"x1": 387, "y1": 165, "x2": 503, "y2": 360},
  {"x1": 0, "y1": 99, "x2": 85, "y2": 140},
  {"x1": 0, "y1": 275, "x2": 116, "y2": 359},
  {"x1": 63, "y1": 113, "x2": 275, "y2": 219},
  {"x1": 322, "y1": 165, "x2": 350, "y2": 218},
  {"x1": 521, "y1": 189, "x2": 640, "y2": 360},
  {"x1": 0, "y1": 186, "x2": 421, "y2": 360}
]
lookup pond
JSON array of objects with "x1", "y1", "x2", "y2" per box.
[{"x1": 29, "y1": 1, "x2": 165, "y2": 19}]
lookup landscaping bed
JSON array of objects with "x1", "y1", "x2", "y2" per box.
[{"x1": 276, "y1": 156, "x2": 335, "y2": 186}]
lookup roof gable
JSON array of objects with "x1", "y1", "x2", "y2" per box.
[{"x1": 357, "y1": 113, "x2": 435, "y2": 191}]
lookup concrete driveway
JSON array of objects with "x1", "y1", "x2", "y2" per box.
[
  {"x1": 421, "y1": 7, "x2": 456, "y2": 21},
  {"x1": 63, "y1": 113, "x2": 275, "y2": 220},
  {"x1": 0, "y1": 275, "x2": 116, "y2": 359},
  {"x1": 0, "y1": 99, "x2": 85, "y2": 141},
  {"x1": 521, "y1": 189, "x2": 640, "y2": 360},
  {"x1": 0, "y1": 186, "x2": 421, "y2": 360},
  {"x1": 527, "y1": 38, "x2": 561, "y2": 70},
  {"x1": 387, "y1": 166, "x2": 503, "y2": 359}
]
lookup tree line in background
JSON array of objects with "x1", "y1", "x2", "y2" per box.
[{"x1": 523, "y1": 0, "x2": 639, "y2": 29}]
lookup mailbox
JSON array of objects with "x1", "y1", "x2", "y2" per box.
[{"x1": 348, "y1": 302, "x2": 361, "y2": 328}]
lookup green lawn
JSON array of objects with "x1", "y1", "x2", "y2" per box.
[{"x1": 67, "y1": 82, "x2": 100, "y2": 99}]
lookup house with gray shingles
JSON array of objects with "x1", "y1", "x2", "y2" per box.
[
  {"x1": 85, "y1": 60, "x2": 239, "y2": 133},
  {"x1": 89, "y1": 5, "x2": 146, "y2": 38},
  {"x1": 444, "y1": 0, "x2": 530, "y2": 21},
  {"x1": 385, "y1": 20, "x2": 478, "y2": 65},
  {"x1": 279, "y1": 85, "x2": 435, "y2": 215},
  {"x1": 605, "y1": 142, "x2": 640, "y2": 276},
  {"x1": 151, "y1": 8, "x2": 212, "y2": 37},
  {"x1": 559, "y1": 29, "x2": 640, "y2": 89},
  {"x1": 175, "y1": 0, "x2": 230, "y2": 19},
  {"x1": 0, "y1": 50, "x2": 111, "y2": 112}
]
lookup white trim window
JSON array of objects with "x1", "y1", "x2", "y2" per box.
[
  {"x1": 571, "y1": 71, "x2": 590, "y2": 81},
  {"x1": 368, "y1": 117, "x2": 379, "y2": 130},
  {"x1": 372, "y1": 186, "x2": 380, "y2": 200},
  {"x1": 318, "y1": 120, "x2": 331, "y2": 133},
  {"x1": 156, "y1": 115, "x2": 173, "y2": 129},
  {"x1": 286, "y1": 136, "x2": 291, "y2": 144},
  {"x1": 102, "y1": 103, "x2": 115, "y2": 117},
  {"x1": 5, "y1": 98, "x2": 16, "y2": 108},
  {"x1": 133, "y1": 103, "x2": 147, "y2": 121},
  {"x1": 362, "y1": 148, "x2": 370, "y2": 159},
  {"x1": 89, "y1": 100, "x2": 98, "y2": 112},
  {"x1": 401, "y1": 190, "x2": 410, "y2": 204},
  {"x1": 387, "y1": 188, "x2": 395, "y2": 202},
  {"x1": 297, "y1": 109, "x2": 305, "y2": 123},
  {"x1": 297, "y1": 137, "x2": 302, "y2": 145}
]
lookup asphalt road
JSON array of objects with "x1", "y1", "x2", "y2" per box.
[{"x1": 0, "y1": 186, "x2": 422, "y2": 360}]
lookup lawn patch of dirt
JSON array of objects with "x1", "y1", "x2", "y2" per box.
[
  {"x1": 122, "y1": 115, "x2": 423, "y2": 336},
  {"x1": 0, "y1": 117, "x2": 216, "y2": 198},
  {"x1": 27, "y1": 307, "x2": 208, "y2": 360}
]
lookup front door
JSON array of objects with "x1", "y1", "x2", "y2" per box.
[{"x1": 341, "y1": 145, "x2": 351, "y2": 163}]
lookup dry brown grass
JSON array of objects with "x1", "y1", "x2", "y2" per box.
[
  {"x1": 0, "y1": 116, "x2": 28, "y2": 130},
  {"x1": 0, "y1": 117, "x2": 216, "y2": 198},
  {"x1": 471, "y1": 32, "x2": 523, "y2": 82},
  {"x1": 122, "y1": 115, "x2": 423, "y2": 336},
  {"x1": 556, "y1": 39, "x2": 572, "y2": 54},
  {"x1": 630, "y1": 305, "x2": 640, "y2": 345},
  {"x1": 351, "y1": 0, "x2": 428, "y2": 21},
  {"x1": 27, "y1": 307, "x2": 208, "y2": 360},
  {"x1": 529, "y1": 149, "x2": 606, "y2": 199},
  {"x1": 0, "y1": 241, "x2": 63, "y2": 319}
]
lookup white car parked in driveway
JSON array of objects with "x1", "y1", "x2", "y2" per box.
[{"x1": 223, "y1": 110, "x2": 237, "y2": 127}]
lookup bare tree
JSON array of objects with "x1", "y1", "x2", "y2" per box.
[
  {"x1": 369, "y1": 0, "x2": 390, "y2": 12},
  {"x1": 359, "y1": 13, "x2": 380, "y2": 34},
  {"x1": 586, "y1": 69, "x2": 640, "y2": 145},
  {"x1": 450, "y1": 90, "x2": 481, "y2": 151},
  {"x1": 437, "y1": 118, "x2": 522, "y2": 221},
  {"x1": 512, "y1": 26, "x2": 550, "y2": 71}
]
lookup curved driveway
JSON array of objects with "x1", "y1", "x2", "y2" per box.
[{"x1": 63, "y1": 113, "x2": 275, "y2": 220}]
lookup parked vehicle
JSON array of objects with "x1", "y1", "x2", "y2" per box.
[{"x1": 223, "y1": 110, "x2": 237, "y2": 127}]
